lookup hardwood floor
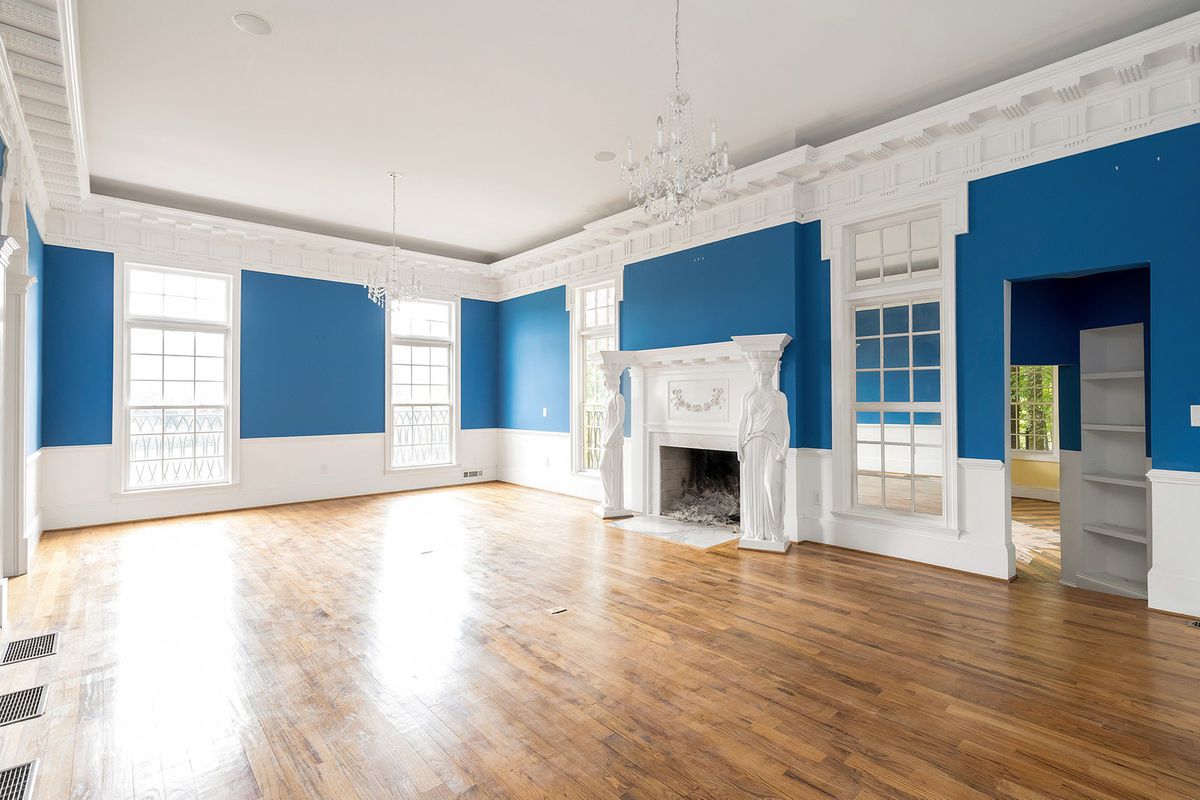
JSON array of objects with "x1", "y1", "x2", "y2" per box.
[
  {"x1": 1, "y1": 482, "x2": 1197, "y2": 799},
  {"x1": 1012, "y1": 497, "x2": 1062, "y2": 583}
]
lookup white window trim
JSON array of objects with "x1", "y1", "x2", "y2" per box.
[
  {"x1": 823, "y1": 186, "x2": 967, "y2": 536},
  {"x1": 383, "y1": 294, "x2": 461, "y2": 473},
  {"x1": 568, "y1": 277, "x2": 621, "y2": 476},
  {"x1": 111, "y1": 256, "x2": 241, "y2": 497},
  {"x1": 1008, "y1": 364, "x2": 1060, "y2": 462}
]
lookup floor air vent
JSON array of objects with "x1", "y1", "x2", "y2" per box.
[
  {"x1": 0, "y1": 687, "x2": 45, "y2": 728},
  {"x1": 463, "y1": 469, "x2": 484, "y2": 478},
  {"x1": 1, "y1": 634, "x2": 57, "y2": 666},
  {"x1": 0, "y1": 760, "x2": 36, "y2": 800},
  {"x1": 1191, "y1": 620, "x2": 1200, "y2": 629}
]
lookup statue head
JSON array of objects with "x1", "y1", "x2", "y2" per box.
[
  {"x1": 750, "y1": 358, "x2": 775, "y2": 388},
  {"x1": 601, "y1": 364, "x2": 623, "y2": 394}
]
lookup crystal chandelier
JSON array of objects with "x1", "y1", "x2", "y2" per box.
[
  {"x1": 364, "y1": 171, "x2": 420, "y2": 309},
  {"x1": 621, "y1": 0, "x2": 734, "y2": 226}
]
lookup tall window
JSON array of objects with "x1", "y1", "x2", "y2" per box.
[
  {"x1": 849, "y1": 212, "x2": 945, "y2": 518},
  {"x1": 389, "y1": 299, "x2": 455, "y2": 468},
  {"x1": 1010, "y1": 365, "x2": 1055, "y2": 454},
  {"x1": 576, "y1": 282, "x2": 616, "y2": 472},
  {"x1": 124, "y1": 264, "x2": 232, "y2": 490}
]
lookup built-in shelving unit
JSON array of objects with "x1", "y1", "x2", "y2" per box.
[{"x1": 1075, "y1": 323, "x2": 1149, "y2": 599}]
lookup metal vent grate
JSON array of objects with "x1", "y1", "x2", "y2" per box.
[
  {"x1": 0, "y1": 760, "x2": 36, "y2": 800},
  {"x1": 0, "y1": 687, "x2": 44, "y2": 728},
  {"x1": 463, "y1": 469, "x2": 484, "y2": 478},
  {"x1": 1, "y1": 634, "x2": 57, "y2": 666},
  {"x1": 1191, "y1": 620, "x2": 1200, "y2": 629}
]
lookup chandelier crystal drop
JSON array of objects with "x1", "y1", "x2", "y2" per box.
[
  {"x1": 621, "y1": 0, "x2": 734, "y2": 226},
  {"x1": 365, "y1": 171, "x2": 420, "y2": 309}
]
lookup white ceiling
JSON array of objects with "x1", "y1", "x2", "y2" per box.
[{"x1": 79, "y1": 0, "x2": 1200, "y2": 263}]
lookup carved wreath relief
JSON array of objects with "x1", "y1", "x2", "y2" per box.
[{"x1": 670, "y1": 386, "x2": 724, "y2": 413}]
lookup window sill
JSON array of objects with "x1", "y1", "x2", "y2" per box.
[
  {"x1": 385, "y1": 462, "x2": 460, "y2": 475},
  {"x1": 115, "y1": 479, "x2": 238, "y2": 500},
  {"x1": 831, "y1": 508, "x2": 961, "y2": 539},
  {"x1": 1009, "y1": 451, "x2": 1060, "y2": 463}
]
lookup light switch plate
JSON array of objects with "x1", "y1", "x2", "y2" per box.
[{"x1": 1192, "y1": 405, "x2": 1200, "y2": 427}]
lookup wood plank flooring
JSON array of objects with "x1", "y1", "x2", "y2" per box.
[
  {"x1": 1011, "y1": 497, "x2": 1062, "y2": 584},
  {"x1": 1, "y1": 482, "x2": 1197, "y2": 799}
]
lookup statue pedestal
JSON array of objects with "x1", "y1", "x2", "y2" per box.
[
  {"x1": 594, "y1": 505, "x2": 633, "y2": 520},
  {"x1": 737, "y1": 536, "x2": 791, "y2": 554}
]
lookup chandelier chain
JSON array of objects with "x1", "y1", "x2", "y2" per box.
[
  {"x1": 673, "y1": 0, "x2": 680, "y2": 92},
  {"x1": 364, "y1": 171, "x2": 420, "y2": 308}
]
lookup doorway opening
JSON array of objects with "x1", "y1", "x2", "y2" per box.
[{"x1": 1006, "y1": 265, "x2": 1151, "y2": 593}]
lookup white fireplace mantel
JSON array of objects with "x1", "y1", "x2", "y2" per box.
[{"x1": 614, "y1": 334, "x2": 796, "y2": 537}]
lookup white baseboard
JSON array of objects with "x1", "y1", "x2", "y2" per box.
[{"x1": 1012, "y1": 485, "x2": 1060, "y2": 502}]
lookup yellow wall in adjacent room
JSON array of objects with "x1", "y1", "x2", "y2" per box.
[{"x1": 1012, "y1": 457, "x2": 1059, "y2": 490}]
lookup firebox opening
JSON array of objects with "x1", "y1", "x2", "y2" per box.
[{"x1": 659, "y1": 446, "x2": 740, "y2": 528}]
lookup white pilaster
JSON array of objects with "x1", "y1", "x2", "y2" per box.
[{"x1": 1147, "y1": 468, "x2": 1200, "y2": 617}]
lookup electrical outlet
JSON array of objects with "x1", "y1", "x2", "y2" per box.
[
  {"x1": 545, "y1": 457, "x2": 551, "y2": 468},
  {"x1": 320, "y1": 464, "x2": 328, "y2": 475},
  {"x1": 812, "y1": 491, "x2": 822, "y2": 507},
  {"x1": 1192, "y1": 405, "x2": 1200, "y2": 427},
  {"x1": 542, "y1": 407, "x2": 548, "y2": 418}
]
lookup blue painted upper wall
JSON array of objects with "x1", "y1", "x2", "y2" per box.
[
  {"x1": 41, "y1": 246, "x2": 114, "y2": 446},
  {"x1": 241, "y1": 270, "x2": 384, "y2": 438},
  {"x1": 622, "y1": 224, "x2": 805, "y2": 447},
  {"x1": 497, "y1": 285, "x2": 569, "y2": 432},
  {"x1": 461, "y1": 298, "x2": 499, "y2": 429},
  {"x1": 24, "y1": 208, "x2": 43, "y2": 454},
  {"x1": 1010, "y1": 267, "x2": 1151, "y2": 453},
  {"x1": 959, "y1": 123, "x2": 1199, "y2": 469}
]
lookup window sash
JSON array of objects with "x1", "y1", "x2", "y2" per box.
[
  {"x1": 575, "y1": 281, "x2": 617, "y2": 474},
  {"x1": 389, "y1": 303, "x2": 456, "y2": 469},
  {"x1": 850, "y1": 295, "x2": 944, "y2": 517},
  {"x1": 122, "y1": 265, "x2": 233, "y2": 492}
]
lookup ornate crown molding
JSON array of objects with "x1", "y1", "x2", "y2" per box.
[
  {"x1": 44, "y1": 195, "x2": 500, "y2": 300},
  {"x1": 491, "y1": 11, "x2": 1200, "y2": 301}
]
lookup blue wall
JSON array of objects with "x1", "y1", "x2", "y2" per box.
[
  {"x1": 24, "y1": 209, "x2": 42, "y2": 454},
  {"x1": 497, "y1": 285, "x2": 569, "y2": 432},
  {"x1": 41, "y1": 246, "x2": 114, "y2": 446},
  {"x1": 1010, "y1": 267, "x2": 1151, "y2": 453},
  {"x1": 959, "y1": 124, "x2": 1198, "y2": 469},
  {"x1": 622, "y1": 224, "x2": 805, "y2": 447},
  {"x1": 461, "y1": 298, "x2": 499, "y2": 429},
  {"x1": 241, "y1": 270, "x2": 384, "y2": 438}
]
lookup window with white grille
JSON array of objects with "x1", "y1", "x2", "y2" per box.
[
  {"x1": 124, "y1": 264, "x2": 233, "y2": 490},
  {"x1": 575, "y1": 283, "x2": 616, "y2": 472},
  {"x1": 853, "y1": 215, "x2": 940, "y2": 286},
  {"x1": 389, "y1": 299, "x2": 455, "y2": 468}
]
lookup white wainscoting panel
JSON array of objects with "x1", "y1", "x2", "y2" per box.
[
  {"x1": 798, "y1": 454, "x2": 1012, "y2": 579},
  {"x1": 494, "y1": 428, "x2": 612, "y2": 502},
  {"x1": 1147, "y1": 468, "x2": 1200, "y2": 617},
  {"x1": 39, "y1": 429, "x2": 499, "y2": 530}
]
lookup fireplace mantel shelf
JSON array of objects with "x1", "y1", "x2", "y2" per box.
[{"x1": 601, "y1": 334, "x2": 792, "y2": 370}]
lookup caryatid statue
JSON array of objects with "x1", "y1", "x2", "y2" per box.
[
  {"x1": 594, "y1": 356, "x2": 632, "y2": 519},
  {"x1": 736, "y1": 353, "x2": 791, "y2": 552}
]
